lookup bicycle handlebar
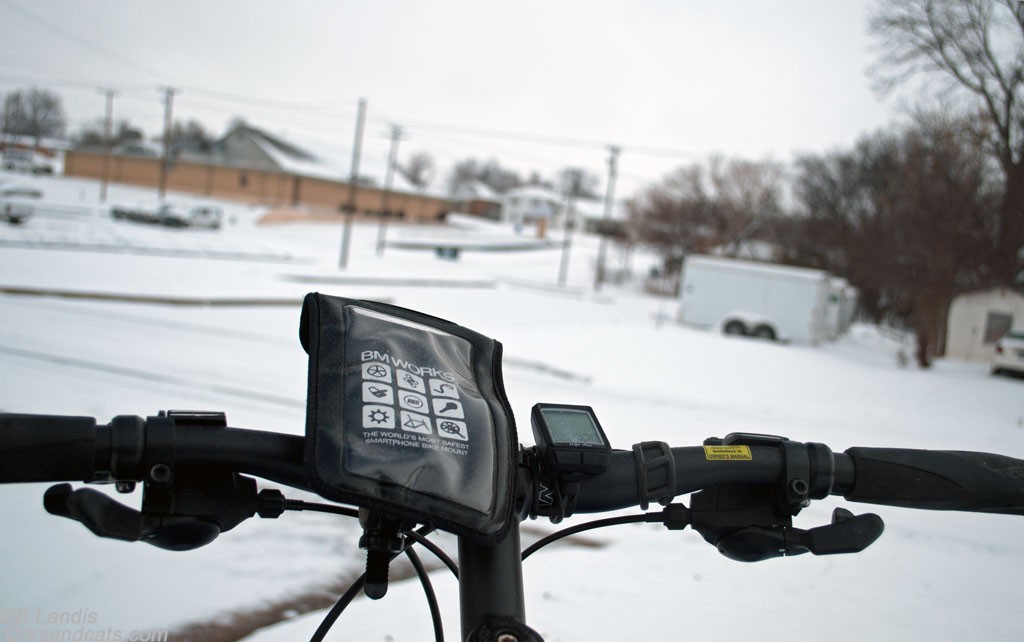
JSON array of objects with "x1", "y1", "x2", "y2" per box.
[
  {"x1": 0, "y1": 413, "x2": 309, "y2": 490},
  {"x1": 843, "y1": 447, "x2": 1024, "y2": 516},
  {"x1": 4, "y1": 413, "x2": 1024, "y2": 518},
  {"x1": 0, "y1": 414, "x2": 100, "y2": 482}
]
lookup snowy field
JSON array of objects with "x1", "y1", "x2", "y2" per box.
[{"x1": 2, "y1": 172, "x2": 1023, "y2": 642}]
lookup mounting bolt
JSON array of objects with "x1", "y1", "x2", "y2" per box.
[
  {"x1": 497, "y1": 634, "x2": 519, "y2": 642},
  {"x1": 788, "y1": 478, "x2": 809, "y2": 504},
  {"x1": 149, "y1": 463, "x2": 173, "y2": 484}
]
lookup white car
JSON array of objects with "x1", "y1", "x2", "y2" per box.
[
  {"x1": 0, "y1": 185, "x2": 43, "y2": 225},
  {"x1": 185, "y1": 205, "x2": 223, "y2": 230},
  {"x1": 2, "y1": 149, "x2": 55, "y2": 174},
  {"x1": 991, "y1": 329, "x2": 1024, "y2": 377},
  {"x1": 158, "y1": 204, "x2": 223, "y2": 229}
]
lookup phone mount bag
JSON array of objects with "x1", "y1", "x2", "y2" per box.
[{"x1": 300, "y1": 293, "x2": 518, "y2": 543}]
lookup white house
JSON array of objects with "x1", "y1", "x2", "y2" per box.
[
  {"x1": 499, "y1": 185, "x2": 564, "y2": 226},
  {"x1": 945, "y1": 287, "x2": 1024, "y2": 361}
]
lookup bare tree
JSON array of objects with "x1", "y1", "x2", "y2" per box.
[
  {"x1": 2, "y1": 88, "x2": 67, "y2": 144},
  {"x1": 785, "y1": 113, "x2": 999, "y2": 367},
  {"x1": 169, "y1": 119, "x2": 214, "y2": 153},
  {"x1": 628, "y1": 166, "x2": 711, "y2": 273},
  {"x1": 870, "y1": 0, "x2": 1024, "y2": 284},
  {"x1": 477, "y1": 159, "x2": 522, "y2": 193},
  {"x1": 783, "y1": 133, "x2": 904, "y2": 320},
  {"x1": 399, "y1": 151, "x2": 435, "y2": 190},
  {"x1": 891, "y1": 113, "x2": 1000, "y2": 365},
  {"x1": 556, "y1": 167, "x2": 600, "y2": 199},
  {"x1": 707, "y1": 157, "x2": 785, "y2": 256},
  {"x1": 629, "y1": 157, "x2": 785, "y2": 272},
  {"x1": 446, "y1": 157, "x2": 522, "y2": 195},
  {"x1": 1, "y1": 92, "x2": 29, "y2": 141},
  {"x1": 447, "y1": 158, "x2": 479, "y2": 195},
  {"x1": 76, "y1": 118, "x2": 144, "y2": 148}
]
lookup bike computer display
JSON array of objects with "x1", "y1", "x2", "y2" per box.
[{"x1": 531, "y1": 404, "x2": 611, "y2": 476}]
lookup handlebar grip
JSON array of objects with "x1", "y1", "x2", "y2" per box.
[
  {"x1": 844, "y1": 447, "x2": 1024, "y2": 516},
  {"x1": 0, "y1": 414, "x2": 98, "y2": 482}
]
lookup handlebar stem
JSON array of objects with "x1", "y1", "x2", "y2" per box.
[{"x1": 458, "y1": 527, "x2": 527, "y2": 641}]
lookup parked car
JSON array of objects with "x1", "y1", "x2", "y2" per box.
[
  {"x1": 110, "y1": 202, "x2": 161, "y2": 224},
  {"x1": 156, "y1": 203, "x2": 191, "y2": 228},
  {"x1": 2, "y1": 149, "x2": 55, "y2": 174},
  {"x1": 111, "y1": 202, "x2": 223, "y2": 230},
  {"x1": 991, "y1": 329, "x2": 1024, "y2": 376},
  {"x1": 0, "y1": 185, "x2": 43, "y2": 225},
  {"x1": 187, "y1": 205, "x2": 223, "y2": 230}
]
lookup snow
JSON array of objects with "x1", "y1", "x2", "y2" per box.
[{"x1": 2, "y1": 171, "x2": 1024, "y2": 642}]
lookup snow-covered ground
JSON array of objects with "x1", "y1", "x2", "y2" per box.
[{"x1": 2, "y1": 172, "x2": 1023, "y2": 642}]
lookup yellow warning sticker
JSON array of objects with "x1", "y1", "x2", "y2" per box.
[{"x1": 703, "y1": 445, "x2": 753, "y2": 461}]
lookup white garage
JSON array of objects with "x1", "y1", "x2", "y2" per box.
[{"x1": 945, "y1": 287, "x2": 1024, "y2": 361}]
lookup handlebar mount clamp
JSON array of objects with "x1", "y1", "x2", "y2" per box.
[{"x1": 633, "y1": 441, "x2": 676, "y2": 510}]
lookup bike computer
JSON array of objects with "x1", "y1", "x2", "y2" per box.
[{"x1": 531, "y1": 404, "x2": 611, "y2": 477}]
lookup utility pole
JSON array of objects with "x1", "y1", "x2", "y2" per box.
[
  {"x1": 557, "y1": 169, "x2": 582, "y2": 287},
  {"x1": 375, "y1": 124, "x2": 403, "y2": 257},
  {"x1": 157, "y1": 86, "x2": 178, "y2": 201},
  {"x1": 339, "y1": 97, "x2": 367, "y2": 269},
  {"x1": 97, "y1": 88, "x2": 118, "y2": 204},
  {"x1": 594, "y1": 145, "x2": 621, "y2": 291}
]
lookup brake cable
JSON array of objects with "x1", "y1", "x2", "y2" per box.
[
  {"x1": 305, "y1": 523, "x2": 445, "y2": 642},
  {"x1": 521, "y1": 508, "x2": 689, "y2": 560}
]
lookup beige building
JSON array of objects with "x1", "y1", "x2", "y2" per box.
[{"x1": 65, "y1": 124, "x2": 452, "y2": 222}]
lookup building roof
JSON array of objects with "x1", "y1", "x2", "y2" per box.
[
  {"x1": 210, "y1": 123, "x2": 449, "y2": 199},
  {"x1": 502, "y1": 184, "x2": 563, "y2": 202},
  {"x1": 451, "y1": 180, "x2": 501, "y2": 203}
]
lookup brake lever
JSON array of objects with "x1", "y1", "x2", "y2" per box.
[
  {"x1": 45, "y1": 483, "x2": 151, "y2": 542},
  {"x1": 714, "y1": 508, "x2": 885, "y2": 562},
  {"x1": 44, "y1": 483, "x2": 226, "y2": 550},
  {"x1": 43, "y1": 477, "x2": 286, "y2": 551}
]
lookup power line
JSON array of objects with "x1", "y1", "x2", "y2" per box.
[
  {"x1": 3, "y1": 63, "x2": 700, "y2": 165},
  {"x1": 0, "y1": 1, "x2": 707, "y2": 164},
  {"x1": 0, "y1": 0, "x2": 182, "y2": 83},
  {"x1": 377, "y1": 111, "x2": 705, "y2": 161}
]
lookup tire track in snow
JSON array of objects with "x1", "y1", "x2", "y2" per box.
[{"x1": 0, "y1": 344, "x2": 305, "y2": 409}]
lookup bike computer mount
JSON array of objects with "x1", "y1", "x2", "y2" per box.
[{"x1": 530, "y1": 404, "x2": 611, "y2": 523}]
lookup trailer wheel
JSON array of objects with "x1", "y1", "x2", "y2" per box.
[
  {"x1": 752, "y1": 324, "x2": 777, "y2": 341},
  {"x1": 723, "y1": 320, "x2": 748, "y2": 336}
]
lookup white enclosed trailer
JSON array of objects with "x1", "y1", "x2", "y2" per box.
[
  {"x1": 824, "y1": 278, "x2": 860, "y2": 340},
  {"x1": 678, "y1": 255, "x2": 832, "y2": 345}
]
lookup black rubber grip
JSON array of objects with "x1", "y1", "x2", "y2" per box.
[
  {"x1": 844, "y1": 447, "x2": 1024, "y2": 516},
  {"x1": 0, "y1": 414, "x2": 98, "y2": 482}
]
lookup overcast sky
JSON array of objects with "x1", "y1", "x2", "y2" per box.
[{"x1": 0, "y1": 0, "x2": 916, "y2": 195}]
